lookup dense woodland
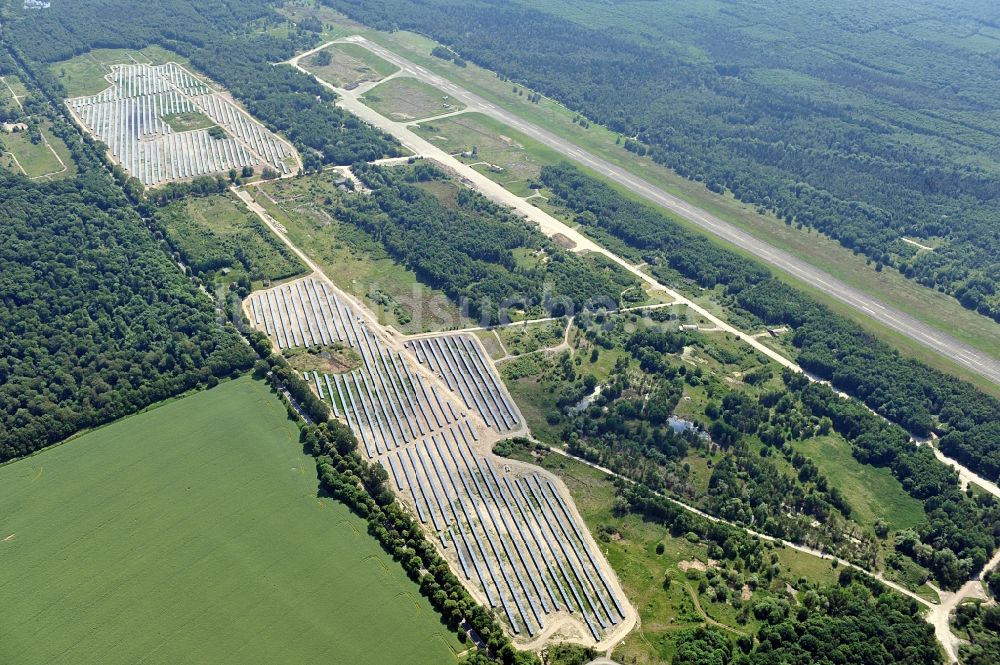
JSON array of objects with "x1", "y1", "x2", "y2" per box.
[
  {"x1": 668, "y1": 578, "x2": 941, "y2": 665},
  {"x1": 5, "y1": 0, "x2": 401, "y2": 169},
  {"x1": 0, "y1": 164, "x2": 255, "y2": 462},
  {"x1": 345, "y1": 162, "x2": 636, "y2": 324},
  {"x1": 541, "y1": 163, "x2": 1000, "y2": 482},
  {"x1": 327, "y1": 0, "x2": 1000, "y2": 322}
]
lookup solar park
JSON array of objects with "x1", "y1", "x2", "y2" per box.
[
  {"x1": 245, "y1": 276, "x2": 630, "y2": 644},
  {"x1": 66, "y1": 62, "x2": 296, "y2": 186}
]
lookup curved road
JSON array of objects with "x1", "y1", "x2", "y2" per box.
[{"x1": 337, "y1": 36, "x2": 1000, "y2": 388}]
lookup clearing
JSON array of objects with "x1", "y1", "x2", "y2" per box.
[
  {"x1": 157, "y1": 192, "x2": 306, "y2": 286},
  {"x1": 0, "y1": 123, "x2": 72, "y2": 180},
  {"x1": 793, "y1": 434, "x2": 925, "y2": 532},
  {"x1": 162, "y1": 110, "x2": 217, "y2": 132},
  {"x1": 51, "y1": 45, "x2": 201, "y2": 98},
  {"x1": 0, "y1": 377, "x2": 462, "y2": 665},
  {"x1": 302, "y1": 42, "x2": 398, "y2": 88},
  {"x1": 413, "y1": 112, "x2": 560, "y2": 195},
  {"x1": 362, "y1": 76, "x2": 465, "y2": 121}
]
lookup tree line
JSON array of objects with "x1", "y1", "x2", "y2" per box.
[
  {"x1": 260, "y1": 357, "x2": 541, "y2": 664},
  {"x1": 0, "y1": 165, "x2": 255, "y2": 462}
]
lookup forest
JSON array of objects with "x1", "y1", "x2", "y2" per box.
[
  {"x1": 325, "y1": 0, "x2": 1000, "y2": 323},
  {"x1": 0, "y1": 167, "x2": 255, "y2": 462},
  {"x1": 541, "y1": 162, "x2": 1000, "y2": 482},
  {"x1": 5, "y1": 0, "x2": 402, "y2": 169},
  {"x1": 344, "y1": 162, "x2": 635, "y2": 324}
]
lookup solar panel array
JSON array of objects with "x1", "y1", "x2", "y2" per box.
[
  {"x1": 67, "y1": 62, "x2": 294, "y2": 186},
  {"x1": 246, "y1": 277, "x2": 628, "y2": 642},
  {"x1": 406, "y1": 335, "x2": 520, "y2": 434}
]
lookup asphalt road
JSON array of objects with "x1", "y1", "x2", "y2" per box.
[{"x1": 344, "y1": 37, "x2": 1000, "y2": 389}]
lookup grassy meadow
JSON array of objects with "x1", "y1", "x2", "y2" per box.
[
  {"x1": 362, "y1": 76, "x2": 465, "y2": 121},
  {"x1": 249, "y1": 174, "x2": 472, "y2": 333}
]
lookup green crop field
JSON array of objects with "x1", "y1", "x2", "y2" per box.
[
  {"x1": 361, "y1": 76, "x2": 465, "y2": 121},
  {"x1": 0, "y1": 377, "x2": 462, "y2": 665}
]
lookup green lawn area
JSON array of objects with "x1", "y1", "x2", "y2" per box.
[
  {"x1": 1, "y1": 75, "x2": 25, "y2": 111},
  {"x1": 361, "y1": 76, "x2": 465, "y2": 121},
  {"x1": 250, "y1": 176, "x2": 472, "y2": 333},
  {"x1": 0, "y1": 377, "x2": 462, "y2": 665},
  {"x1": 413, "y1": 112, "x2": 563, "y2": 190},
  {"x1": 794, "y1": 434, "x2": 925, "y2": 532},
  {"x1": 3, "y1": 74, "x2": 30, "y2": 99},
  {"x1": 474, "y1": 329, "x2": 507, "y2": 360},
  {"x1": 0, "y1": 125, "x2": 70, "y2": 180},
  {"x1": 303, "y1": 42, "x2": 398, "y2": 88}
]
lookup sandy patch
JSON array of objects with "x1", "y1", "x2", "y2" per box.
[
  {"x1": 551, "y1": 233, "x2": 577, "y2": 250},
  {"x1": 678, "y1": 558, "x2": 717, "y2": 573}
]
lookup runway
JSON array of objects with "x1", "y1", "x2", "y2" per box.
[{"x1": 337, "y1": 36, "x2": 1000, "y2": 389}]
